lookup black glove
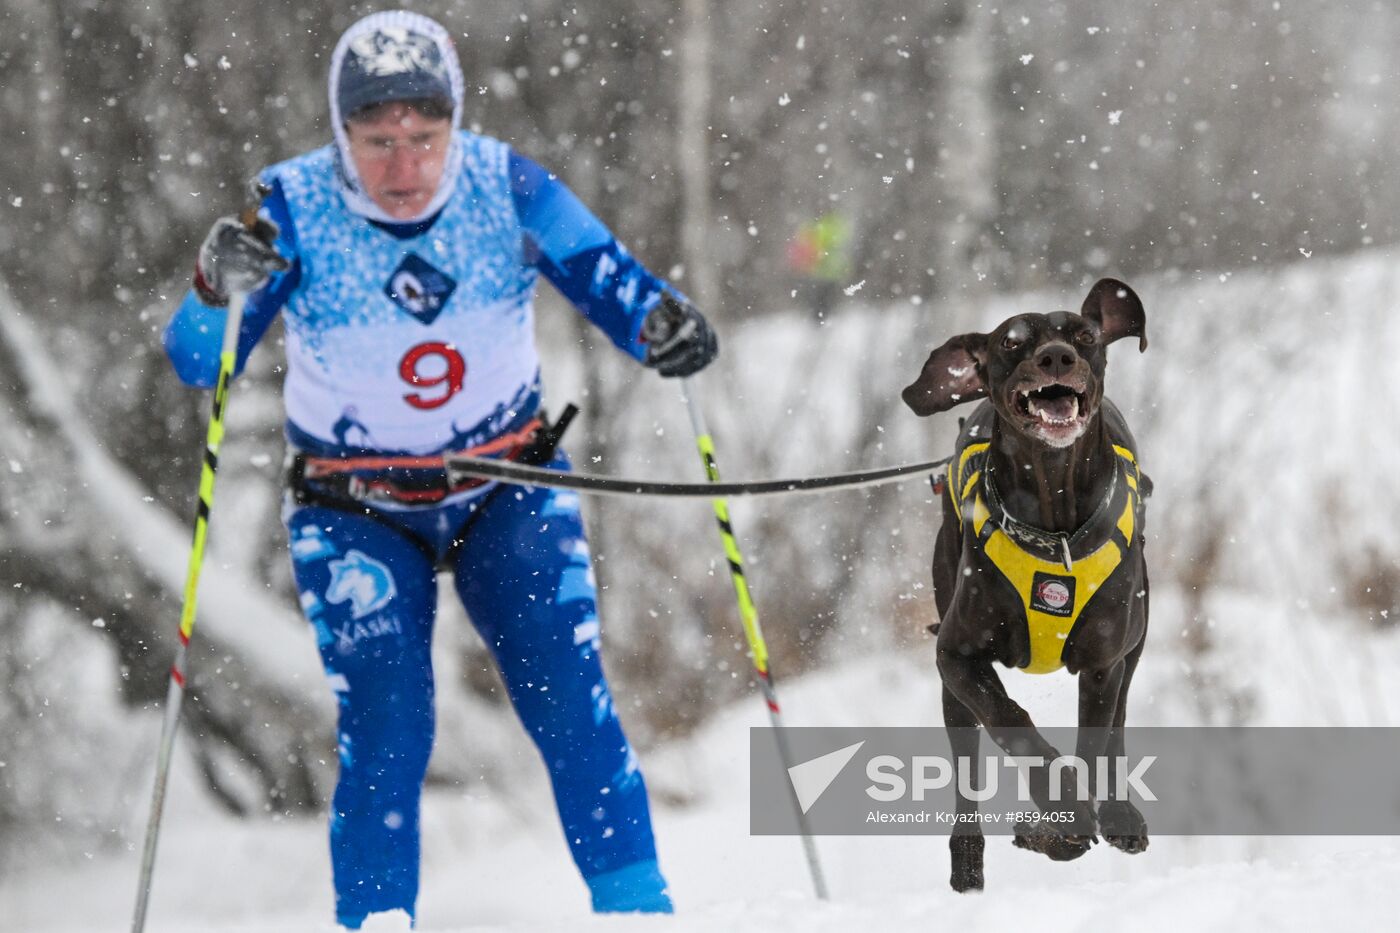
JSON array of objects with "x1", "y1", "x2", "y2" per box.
[
  {"x1": 193, "y1": 214, "x2": 289, "y2": 307},
  {"x1": 641, "y1": 294, "x2": 719, "y2": 378}
]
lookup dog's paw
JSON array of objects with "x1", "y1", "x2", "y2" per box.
[
  {"x1": 1098, "y1": 799, "x2": 1149, "y2": 854},
  {"x1": 1013, "y1": 820, "x2": 1097, "y2": 862},
  {"x1": 949, "y1": 834, "x2": 985, "y2": 892}
]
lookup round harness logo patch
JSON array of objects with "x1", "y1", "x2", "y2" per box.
[
  {"x1": 1037, "y1": 580, "x2": 1071, "y2": 609},
  {"x1": 1029, "y1": 571, "x2": 1076, "y2": 618}
]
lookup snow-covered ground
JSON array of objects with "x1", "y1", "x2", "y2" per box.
[
  {"x1": 7, "y1": 585, "x2": 1399, "y2": 932},
  {"x1": 10, "y1": 250, "x2": 1400, "y2": 929}
]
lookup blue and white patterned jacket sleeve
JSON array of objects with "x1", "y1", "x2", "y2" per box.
[
  {"x1": 163, "y1": 179, "x2": 303, "y2": 388},
  {"x1": 508, "y1": 151, "x2": 675, "y2": 361}
]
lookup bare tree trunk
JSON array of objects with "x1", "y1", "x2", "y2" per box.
[
  {"x1": 678, "y1": 0, "x2": 717, "y2": 312},
  {"x1": 0, "y1": 282, "x2": 331, "y2": 824},
  {"x1": 937, "y1": 0, "x2": 999, "y2": 300}
]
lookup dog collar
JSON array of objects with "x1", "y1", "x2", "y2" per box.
[{"x1": 981, "y1": 454, "x2": 1120, "y2": 572}]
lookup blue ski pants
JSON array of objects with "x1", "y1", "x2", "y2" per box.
[{"x1": 284, "y1": 461, "x2": 663, "y2": 927}]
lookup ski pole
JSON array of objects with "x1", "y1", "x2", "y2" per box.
[
  {"x1": 131, "y1": 197, "x2": 263, "y2": 933},
  {"x1": 678, "y1": 376, "x2": 830, "y2": 901}
]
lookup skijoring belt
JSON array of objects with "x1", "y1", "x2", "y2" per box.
[{"x1": 287, "y1": 405, "x2": 578, "y2": 507}]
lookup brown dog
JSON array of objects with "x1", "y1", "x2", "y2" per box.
[{"x1": 903, "y1": 279, "x2": 1151, "y2": 891}]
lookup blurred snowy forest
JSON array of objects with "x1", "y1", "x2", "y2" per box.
[{"x1": 4, "y1": 0, "x2": 1400, "y2": 876}]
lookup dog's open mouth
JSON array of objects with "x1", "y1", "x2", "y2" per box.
[
  {"x1": 1016, "y1": 383, "x2": 1083, "y2": 425},
  {"x1": 1010, "y1": 380, "x2": 1092, "y2": 444}
]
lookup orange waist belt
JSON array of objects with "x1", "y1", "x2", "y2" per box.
[{"x1": 298, "y1": 417, "x2": 543, "y2": 505}]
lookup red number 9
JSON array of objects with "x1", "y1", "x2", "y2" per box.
[{"x1": 399, "y1": 341, "x2": 466, "y2": 410}]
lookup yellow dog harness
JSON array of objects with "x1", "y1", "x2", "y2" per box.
[{"x1": 947, "y1": 441, "x2": 1143, "y2": 674}]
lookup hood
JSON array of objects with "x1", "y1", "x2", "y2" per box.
[{"x1": 327, "y1": 10, "x2": 466, "y2": 225}]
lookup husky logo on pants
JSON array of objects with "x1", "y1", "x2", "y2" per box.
[{"x1": 326, "y1": 550, "x2": 398, "y2": 619}]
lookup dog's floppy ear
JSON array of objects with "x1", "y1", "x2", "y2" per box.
[
  {"x1": 902, "y1": 333, "x2": 988, "y2": 417},
  {"x1": 1081, "y1": 278, "x2": 1147, "y2": 352}
]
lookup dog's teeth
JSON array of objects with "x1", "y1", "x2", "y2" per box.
[{"x1": 1034, "y1": 406, "x2": 1074, "y2": 425}]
